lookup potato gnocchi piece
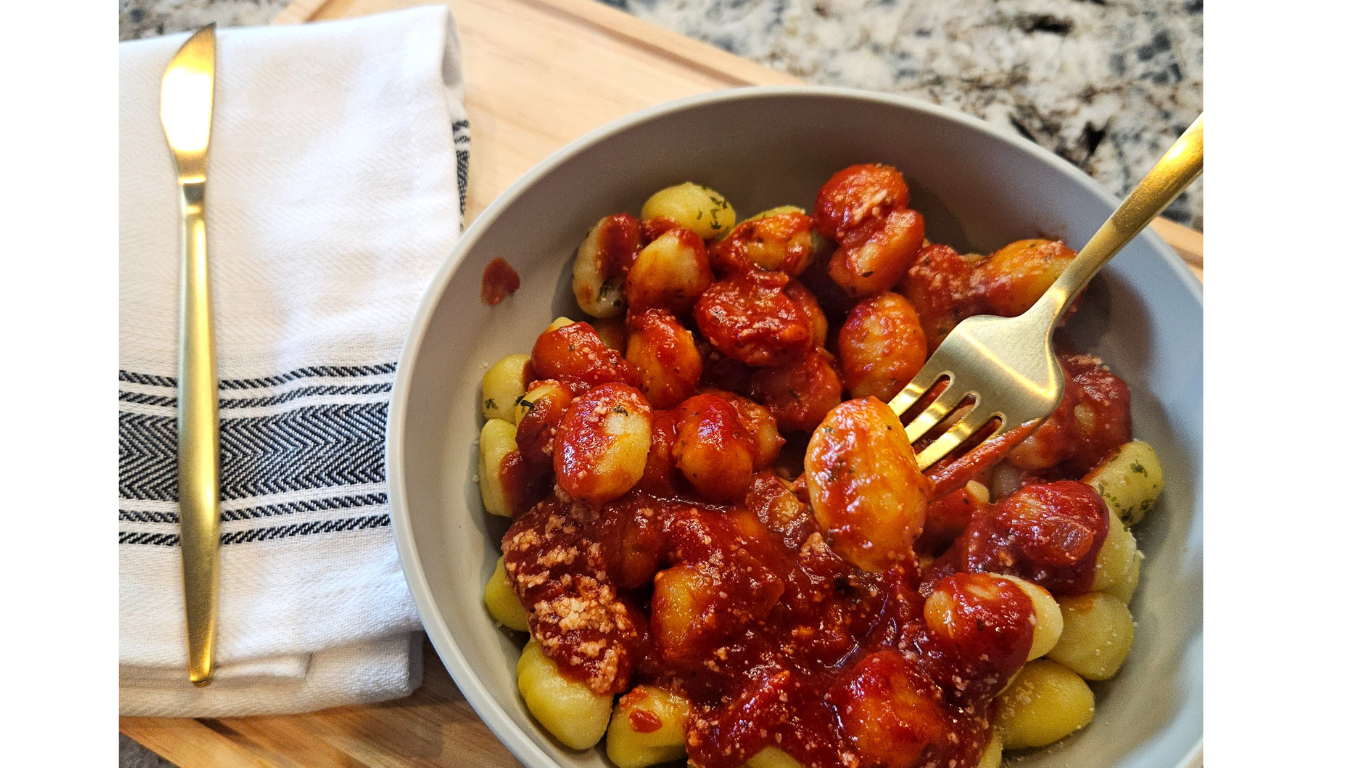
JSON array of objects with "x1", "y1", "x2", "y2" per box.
[
  {"x1": 993, "y1": 659, "x2": 1095, "y2": 750},
  {"x1": 812, "y1": 164, "x2": 910, "y2": 242},
  {"x1": 625, "y1": 308, "x2": 703, "y2": 409},
  {"x1": 783, "y1": 280, "x2": 829, "y2": 350},
  {"x1": 998, "y1": 574, "x2": 1064, "y2": 660},
  {"x1": 977, "y1": 729, "x2": 1003, "y2": 768},
  {"x1": 592, "y1": 316, "x2": 629, "y2": 353},
  {"x1": 573, "y1": 214, "x2": 642, "y2": 318},
  {"x1": 1047, "y1": 592, "x2": 1135, "y2": 680},
  {"x1": 827, "y1": 209, "x2": 926, "y2": 298},
  {"x1": 605, "y1": 685, "x2": 691, "y2": 768},
  {"x1": 1092, "y1": 508, "x2": 1142, "y2": 603},
  {"x1": 672, "y1": 393, "x2": 757, "y2": 503},
  {"x1": 1083, "y1": 440, "x2": 1165, "y2": 526},
  {"x1": 516, "y1": 639, "x2": 612, "y2": 750},
  {"x1": 804, "y1": 398, "x2": 932, "y2": 571},
  {"x1": 921, "y1": 572, "x2": 1037, "y2": 705},
  {"x1": 651, "y1": 564, "x2": 713, "y2": 661},
  {"x1": 514, "y1": 379, "x2": 575, "y2": 474},
  {"x1": 531, "y1": 320, "x2": 641, "y2": 393},
  {"x1": 514, "y1": 379, "x2": 574, "y2": 427},
  {"x1": 706, "y1": 390, "x2": 784, "y2": 468},
  {"x1": 479, "y1": 419, "x2": 520, "y2": 517},
  {"x1": 693, "y1": 270, "x2": 811, "y2": 367},
  {"x1": 625, "y1": 227, "x2": 712, "y2": 314},
  {"x1": 741, "y1": 205, "x2": 805, "y2": 224},
  {"x1": 838, "y1": 292, "x2": 928, "y2": 402},
  {"x1": 641, "y1": 182, "x2": 735, "y2": 240},
  {"x1": 828, "y1": 651, "x2": 951, "y2": 768},
  {"x1": 483, "y1": 555, "x2": 528, "y2": 631},
  {"x1": 744, "y1": 747, "x2": 806, "y2": 768},
  {"x1": 972, "y1": 239, "x2": 1077, "y2": 317},
  {"x1": 553, "y1": 383, "x2": 653, "y2": 506},
  {"x1": 482, "y1": 353, "x2": 532, "y2": 422},
  {"x1": 710, "y1": 210, "x2": 816, "y2": 276},
  {"x1": 748, "y1": 348, "x2": 843, "y2": 433}
]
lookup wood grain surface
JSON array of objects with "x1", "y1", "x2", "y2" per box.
[{"x1": 122, "y1": 0, "x2": 1203, "y2": 765}]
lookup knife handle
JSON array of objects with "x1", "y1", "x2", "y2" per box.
[{"x1": 177, "y1": 179, "x2": 220, "y2": 687}]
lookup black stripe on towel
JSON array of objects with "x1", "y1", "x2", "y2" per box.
[
  {"x1": 118, "y1": 363, "x2": 398, "y2": 391},
  {"x1": 117, "y1": 382, "x2": 393, "y2": 410},
  {"x1": 118, "y1": 492, "x2": 390, "y2": 525},
  {"x1": 119, "y1": 513, "x2": 392, "y2": 547},
  {"x1": 118, "y1": 402, "x2": 387, "y2": 502}
]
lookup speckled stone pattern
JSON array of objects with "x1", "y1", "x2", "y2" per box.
[
  {"x1": 121, "y1": 0, "x2": 1202, "y2": 228},
  {"x1": 610, "y1": 0, "x2": 1203, "y2": 229},
  {"x1": 120, "y1": 0, "x2": 290, "y2": 40}
]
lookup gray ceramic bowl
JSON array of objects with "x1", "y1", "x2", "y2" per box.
[{"x1": 387, "y1": 87, "x2": 1203, "y2": 768}]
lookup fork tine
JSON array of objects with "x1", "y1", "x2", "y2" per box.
[
  {"x1": 915, "y1": 405, "x2": 1001, "y2": 470},
  {"x1": 902, "y1": 378, "x2": 967, "y2": 445},
  {"x1": 887, "y1": 365, "x2": 950, "y2": 418}
]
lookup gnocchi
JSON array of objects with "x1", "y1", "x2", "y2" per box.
[
  {"x1": 993, "y1": 659, "x2": 1095, "y2": 750},
  {"x1": 744, "y1": 747, "x2": 806, "y2": 768},
  {"x1": 973, "y1": 239, "x2": 1077, "y2": 317},
  {"x1": 672, "y1": 394, "x2": 757, "y2": 503},
  {"x1": 828, "y1": 651, "x2": 951, "y2": 768},
  {"x1": 1084, "y1": 440, "x2": 1165, "y2": 526},
  {"x1": 605, "y1": 686, "x2": 690, "y2": 768},
  {"x1": 827, "y1": 208, "x2": 925, "y2": 298},
  {"x1": 478, "y1": 419, "x2": 519, "y2": 517},
  {"x1": 693, "y1": 270, "x2": 811, "y2": 366},
  {"x1": 1047, "y1": 592, "x2": 1135, "y2": 680},
  {"x1": 517, "y1": 639, "x2": 612, "y2": 750},
  {"x1": 624, "y1": 227, "x2": 712, "y2": 313},
  {"x1": 553, "y1": 383, "x2": 653, "y2": 506},
  {"x1": 531, "y1": 319, "x2": 641, "y2": 393},
  {"x1": 514, "y1": 379, "x2": 575, "y2": 474},
  {"x1": 1093, "y1": 508, "x2": 1142, "y2": 603},
  {"x1": 747, "y1": 348, "x2": 843, "y2": 432},
  {"x1": 812, "y1": 163, "x2": 909, "y2": 241},
  {"x1": 838, "y1": 291, "x2": 928, "y2": 401},
  {"x1": 805, "y1": 398, "x2": 932, "y2": 571},
  {"x1": 483, "y1": 556, "x2": 529, "y2": 631},
  {"x1": 640, "y1": 182, "x2": 735, "y2": 240},
  {"x1": 573, "y1": 214, "x2": 642, "y2": 318},
  {"x1": 625, "y1": 308, "x2": 703, "y2": 409},
  {"x1": 474, "y1": 165, "x2": 1170, "y2": 768},
  {"x1": 710, "y1": 209, "x2": 816, "y2": 276},
  {"x1": 998, "y1": 574, "x2": 1065, "y2": 660},
  {"x1": 481, "y1": 353, "x2": 531, "y2": 422},
  {"x1": 977, "y1": 730, "x2": 1003, "y2": 768}
]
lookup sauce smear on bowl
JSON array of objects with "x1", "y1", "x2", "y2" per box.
[{"x1": 481, "y1": 257, "x2": 521, "y2": 305}]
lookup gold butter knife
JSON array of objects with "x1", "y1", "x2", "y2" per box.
[{"x1": 160, "y1": 23, "x2": 220, "y2": 687}]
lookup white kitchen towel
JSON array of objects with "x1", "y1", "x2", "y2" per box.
[{"x1": 119, "y1": 6, "x2": 467, "y2": 717}]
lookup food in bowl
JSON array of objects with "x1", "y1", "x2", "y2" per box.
[{"x1": 474, "y1": 165, "x2": 1165, "y2": 768}]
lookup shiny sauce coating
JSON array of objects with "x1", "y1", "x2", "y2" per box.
[{"x1": 494, "y1": 163, "x2": 1137, "y2": 768}]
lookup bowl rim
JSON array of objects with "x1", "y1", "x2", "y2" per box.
[{"x1": 386, "y1": 84, "x2": 1204, "y2": 768}]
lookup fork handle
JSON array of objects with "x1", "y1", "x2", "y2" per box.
[
  {"x1": 177, "y1": 178, "x2": 220, "y2": 687},
  {"x1": 1034, "y1": 113, "x2": 1204, "y2": 325}
]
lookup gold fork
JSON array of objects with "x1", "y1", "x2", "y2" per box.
[{"x1": 888, "y1": 114, "x2": 1203, "y2": 470}]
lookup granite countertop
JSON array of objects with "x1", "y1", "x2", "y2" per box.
[{"x1": 120, "y1": 0, "x2": 1202, "y2": 229}]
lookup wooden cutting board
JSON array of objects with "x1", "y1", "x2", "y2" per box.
[{"x1": 120, "y1": 1, "x2": 1204, "y2": 766}]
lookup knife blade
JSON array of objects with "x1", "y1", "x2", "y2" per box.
[{"x1": 160, "y1": 23, "x2": 220, "y2": 688}]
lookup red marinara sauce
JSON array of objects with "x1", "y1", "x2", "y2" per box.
[
  {"x1": 501, "y1": 471, "x2": 1083, "y2": 768},
  {"x1": 481, "y1": 257, "x2": 521, "y2": 305},
  {"x1": 489, "y1": 162, "x2": 1139, "y2": 768}
]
